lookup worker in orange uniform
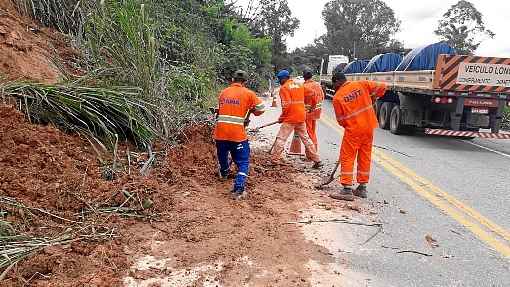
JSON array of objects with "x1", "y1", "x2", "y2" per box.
[
  {"x1": 329, "y1": 71, "x2": 386, "y2": 201},
  {"x1": 303, "y1": 69, "x2": 325, "y2": 150},
  {"x1": 271, "y1": 69, "x2": 322, "y2": 168},
  {"x1": 214, "y1": 70, "x2": 265, "y2": 200}
]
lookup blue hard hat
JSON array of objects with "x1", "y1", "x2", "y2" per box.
[{"x1": 276, "y1": 69, "x2": 290, "y2": 80}]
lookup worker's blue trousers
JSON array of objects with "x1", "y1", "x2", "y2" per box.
[{"x1": 216, "y1": 140, "x2": 250, "y2": 191}]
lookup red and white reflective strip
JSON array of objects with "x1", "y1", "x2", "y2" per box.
[{"x1": 425, "y1": 129, "x2": 510, "y2": 139}]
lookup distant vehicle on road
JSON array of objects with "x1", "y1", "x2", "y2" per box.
[{"x1": 320, "y1": 43, "x2": 510, "y2": 139}]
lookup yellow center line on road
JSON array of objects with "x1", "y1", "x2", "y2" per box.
[{"x1": 319, "y1": 114, "x2": 510, "y2": 258}]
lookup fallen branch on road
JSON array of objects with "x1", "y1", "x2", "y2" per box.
[
  {"x1": 286, "y1": 218, "x2": 382, "y2": 228},
  {"x1": 0, "y1": 196, "x2": 79, "y2": 224},
  {"x1": 0, "y1": 231, "x2": 115, "y2": 273},
  {"x1": 396, "y1": 250, "x2": 433, "y2": 257}
]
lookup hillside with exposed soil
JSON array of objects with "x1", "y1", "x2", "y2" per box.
[
  {"x1": 0, "y1": 1, "x2": 350, "y2": 286},
  {"x1": 0, "y1": 0, "x2": 79, "y2": 83},
  {"x1": 0, "y1": 103, "x2": 341, "y2": 286}
]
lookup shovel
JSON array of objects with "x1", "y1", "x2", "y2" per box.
[
  {"x1": 315, "y1": 162, "x2": 340, "y2": 189},
  {"x1": 249, "y1": 120, "x2": 280, "y2": 133}
]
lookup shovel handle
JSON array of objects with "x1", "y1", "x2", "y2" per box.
[
  {"x1": 315, "y1": 162, "x2": 340, "y2": 188},
  {"x1": 254, "y1": 121, "x2": 279, "y2": 130}
]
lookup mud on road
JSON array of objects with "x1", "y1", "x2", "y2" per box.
[{"x1": 0, "y1": 105, "x2": 363, "y2": 286}]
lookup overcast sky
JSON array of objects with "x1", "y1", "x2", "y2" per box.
[{"x1": 237, "y1": 0, "x2": 510, "y2": 57}]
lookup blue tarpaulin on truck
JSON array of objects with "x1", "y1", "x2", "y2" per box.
[
  {"x1": 363, "y1": 53, "x2": 403, "y2": 73},
  {"x1": 343, "y1": 60, "x2": 370, "y2": 74},
  {"x1": 396, "y1": 41, "x2": 456, "y2": 71}
]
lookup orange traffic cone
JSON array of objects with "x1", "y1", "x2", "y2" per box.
[
  {"x1": 288, "y1": 132, "x2": 304, "y2": 156},
  {"x1": 271, "y1": 96, "x2": 278, "y2": 107}
]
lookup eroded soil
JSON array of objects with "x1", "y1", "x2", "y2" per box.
[{"x1": 0, "y1": 105, "x2": 346, "y2": 286}]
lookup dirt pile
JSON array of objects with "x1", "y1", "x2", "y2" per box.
[
  {"x1": 0, "y1": 105, "x2": 332, "y2": 286},
  {"x1": 0, "y1": 0, "x2": 79, "y2": 83}
]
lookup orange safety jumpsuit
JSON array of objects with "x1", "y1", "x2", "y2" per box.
[
  {"x1": 332, "y1": 80, "x2": 387, "y2": 187},
  {"x1": 214, "y1": 83, "x2": 265, "y2": 191},
  {"x1": 271, "y1": 79, "x2": 320, "y2": 162},
  {"x1": 304, "y1": 79, "x2": 325, "y2": 150},
  {"x1": 214, "y1": 83, "x2": 265, "y2": 142}
]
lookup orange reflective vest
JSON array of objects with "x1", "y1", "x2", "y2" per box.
[
  {"x1": 332, "y1": 80, "x2": 387, "y2": 132},
  {"x1": 304, "y1": 79, "x2": 325, "y2": 120},
  {"x1": 279, "y1": 79, "x2": 306, "y2": 123},
  {"x1": 214, "y1": 83, "x2": 265, "y2": 142}
]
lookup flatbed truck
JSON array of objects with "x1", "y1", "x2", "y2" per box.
[{"x1": 320, "y1": 54, "x2": 510, "y2": 139}]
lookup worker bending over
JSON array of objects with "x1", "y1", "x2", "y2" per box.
[
  {"x1": 329, "y1": 71, "x2": 386, "y2": 201},
  {"x1": 303, "y1": 69, "x2": 325, "y2": 150},
  {"x1": 214, "y1": 70, "x2": 265, "y2": 199},
  {"x1": 271, "y1": 69, "x2": 322, "y2": 168}
]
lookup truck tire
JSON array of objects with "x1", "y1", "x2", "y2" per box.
[
  {"x1": 490, "y1": 114, "x2": 501, "y2": 134},
  {"x1": 390, "y1": 105, "x2": 407, "y2": 135},
  {"x1": 379, "y1": 102, "x2": 394, "y2": 130},
  {"x1": 375, "y1": 100, "x2": 383, "y2": 120}
]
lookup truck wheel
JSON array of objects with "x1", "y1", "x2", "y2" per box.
[
  {"x1": 490, "y1": 114, "x2": 501, "y2": 134},
  {"x1": 379, "y1": 102, "x2": 394, "y2": 130},
  {"x1": 375, "y1": 100, "x2": 383, "y2": 120},
  {"x1": 390, "y1": 105, "x2": 407, "y2": 135}
]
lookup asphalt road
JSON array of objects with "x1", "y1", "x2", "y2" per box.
[{"x1": 253, "y1": 96, "x2": 510, "y2": 287}]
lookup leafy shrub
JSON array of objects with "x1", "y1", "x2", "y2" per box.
[
  {"x1": 502, "y1": 107, "x2": 510, "y2": 131},
  {"x1": 12, "y1": 0, "x2": 274, "y2": 147},
  {"x1": 3, "y1": 82, "x2": 157, "y2": 149}
]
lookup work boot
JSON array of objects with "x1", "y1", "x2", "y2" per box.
[
  {"x1": 231, "y1": 187, "x2": 247, "y2": 200},
  {"x1": 354, "y1": 184, "x2": 368, "y2": 199},
  {"x1": 329, "y1": 187, "x2": 355, "y2": 201},
  {"x1": 312, "y1": 161, "x2": 323, "y2": 169},
  {"x1": 219, "y1": 170, "x2": 232, "y2": 181}
]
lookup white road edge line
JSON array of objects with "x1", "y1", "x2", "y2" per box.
[{"x1": 462, "y1": 140, "x2": 510, "y2": 159}]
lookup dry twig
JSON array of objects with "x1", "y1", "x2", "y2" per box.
[
  {"x1": 286, "y1": 218, "x2": 382, "y2": 228},
  {"x1": 396, "y1": 250, "x2": 433, "y2": 257}
]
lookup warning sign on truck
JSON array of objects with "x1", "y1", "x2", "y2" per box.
[{"x1": 456, "y1": 62, "x2": 510, "y2": 87}]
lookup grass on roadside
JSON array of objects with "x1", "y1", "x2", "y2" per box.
[{"x1": 2, "y1": 82, "x2": 158, "y2": 150}]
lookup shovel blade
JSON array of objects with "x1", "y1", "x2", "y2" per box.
[{"x1": 315, "y1": 176, "x2": 335, "y2": 189}]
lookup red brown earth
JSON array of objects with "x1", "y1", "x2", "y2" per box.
[
  {"x1": 0, "y1": 105, "x2": 351, "y2": 286},
  {"x1": 0, "y1": 0, "x2": 80, "y2": 83}
]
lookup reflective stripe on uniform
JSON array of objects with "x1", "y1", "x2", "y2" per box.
[
  {"x1": 308, "y1": 103, "x2": 322, "y2": 112},
  {"x1": 238, "y1": 172, "x2": 248, "y2": 177},
  {"x1": 254, "y1": 103, "x2": 265, "y2": 111},
  {"x1": 217, "y1": 115, "x2": 245, "y2": 125},
  {"x1": 282, "y1": 100, "x2": 304, "y2": 106},
  {"x1": 336, "y1": 104, "x2": 374, "y2": 121}
]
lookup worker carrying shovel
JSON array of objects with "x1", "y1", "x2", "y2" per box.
[
  {"x1": 270, "y1": 69, "x2": 322, "y2": 169},
  {"x1": 329, "y1": 71, "x2": 387, "y2": 201},
  {"x1": 214, "y1": 70, "x2": 265, "y2": 199}
]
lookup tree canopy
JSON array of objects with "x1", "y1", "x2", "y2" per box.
[
  {"x1": 435, "y1": 0, "x2": 495, "y2": 55},
  {"x1": 238, "y1": 0, "x2": 300, "y2": 71},
  {"x1": 319, "y1": 0, "x2": 401, "y2": 59}
]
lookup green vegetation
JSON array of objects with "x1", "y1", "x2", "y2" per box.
[
  {"x1": 14, "y1": 0, "x2": 91, "y2": 34},
  {"x1": 8, "y1": 0, "x2": 274, "y2": 148},
  {"x1": 435, "y1": 0, "x2": 495, "y2": 55},
  {"x1": 502, "y1": 107, "x2": 510, "y2": 131},
  {"x1": 4, "y1": 82, "x2": 156, "y2": 149}
]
